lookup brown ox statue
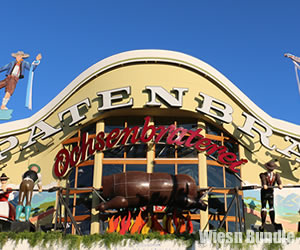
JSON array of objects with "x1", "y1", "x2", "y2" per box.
[{"x1": 96, "y1": 171, "x2": 207, "y2": 212}]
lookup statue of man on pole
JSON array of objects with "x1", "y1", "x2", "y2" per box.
[
  {"x1": 0, "y1": 51, "x2": 42, "y2": 118},
  {"x1": 259, "y1": 160, "x2": 283, "y2": 231},
  {"x1": 285, "y1": 53, "x2": 300, "y2": 95}
]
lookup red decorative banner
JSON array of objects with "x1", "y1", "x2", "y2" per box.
[{"x1": 54, "y1": 116, "x2": 247, "y2": 177}]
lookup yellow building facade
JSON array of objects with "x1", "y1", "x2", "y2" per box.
[{"x1": 0, "y1": 50, "x2": 299, "y2": 234}]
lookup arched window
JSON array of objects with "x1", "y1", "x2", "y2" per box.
[{"x1": 62, "y1": 115, "x2": 244, "y2": 233}]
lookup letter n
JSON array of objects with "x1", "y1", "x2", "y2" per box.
[{"x1": 145, "y1": 86, "x2": 188, "y2": 107}]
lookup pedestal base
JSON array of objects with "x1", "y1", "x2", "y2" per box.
[
  {"x1": 0, "y1": 220, "x2": 12, "y2": 232},
  {"x1": 0, "y1": 109, "x2": 13, "y2": 120},
  {"x1": 11, "y1": 221, "x2": 35, "y2": 232}
]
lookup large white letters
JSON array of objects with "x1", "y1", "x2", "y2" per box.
[
  {"x1": 97, "y1": 86, "x2": 133, "y2": 111},
  {"x1": 277, "y1": 136, "x2": 300, "y2": 163},
  {"x1": 0, "y1": 136, "x2": 19, "y2": 161},
  {"x1": 58, "y1": 98, "x2": 90, "y2": 126},
  {"x1": 145, "y1": 86, "x2": 188, "y2": 107},
  {"x1": 238, "y1": 112, "x2": 275, "y2": 150},
  {"x1": 23, "y1": 121, "x2": 62, "y2": 149},
  {"x1": 196, "y1": 92, "x2": 233, "y2": 123},
  {"x1": 1, "y1": 85, "x2": 299, "y2": 164}
]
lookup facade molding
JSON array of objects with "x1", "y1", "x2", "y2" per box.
[{"x1": 0, "y1": 49, "x2": 299, "y2": 138}]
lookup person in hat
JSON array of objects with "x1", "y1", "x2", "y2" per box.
[
  {"x1": 284, "y1": 53, "x2": 300, "y2": 63},
  {"x1": 0, "y1": 173, "x2": 12, "y2": 200},
  {"x1": 15, "y1": 164, "x2": 42, "y2": 221},
  {"x1": 0, "y1": 173, "x2": 13, "y2": 219},
  {"x1": 0, "y1": 51, "x2": 42, "y2": 110},
  {"x1": 259, "y1": 160, "x2": 283, "y2": 231}
]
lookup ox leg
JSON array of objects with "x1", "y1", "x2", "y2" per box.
[{"x1": 97, "y1": 196, "x2": 129, "y2": 212}]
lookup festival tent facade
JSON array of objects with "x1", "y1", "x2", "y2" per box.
[{"x1": 0, "y1": 50, "x2": 299, "y2": 234}]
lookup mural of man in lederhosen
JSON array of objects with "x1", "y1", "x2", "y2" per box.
[
  {"x1": 15, "y1": 164, "x2": 42, "y2": 221},
  {"x1": 259, "y1": 160, "x2": 283, "y2": 231}
]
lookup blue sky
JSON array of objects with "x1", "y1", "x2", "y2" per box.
[{"x1": 0, "y1": 0, "x2": 300, "y2": 125}]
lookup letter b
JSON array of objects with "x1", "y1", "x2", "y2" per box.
[{"x1": 140, "y1": 116, "x2": 156, "y2": 143}]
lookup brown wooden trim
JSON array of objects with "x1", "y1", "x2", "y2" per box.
[
  {"x1": 205, "y1": 134, "x2": 230, "y2": 141},
  {"x1": 60, "y1": 214, "x2": 91, "y2": 223},
  {"x1": 62, "y1": 137, "x2": 80, "y2": 145},
  {"x1": 209, "y1": 189, "x2": 243, "y2": 195},
  {"x1": 206, "y1": 160, "x2": 223, "y2": 166},
  {"x1": 206, "y1": 160, "x2": 241, "y2": 170},
  {"x1": 77, "y1": 160, "x2": 95, "y2": 167},
  {"x1": 103, "y1": 159, "x2": 147, "y2": 164},
  {"x1": 62, "y1": 189, "x2": 93, "y2": 195},
  {"x1": 187, "y1": 214, "x2": 200, "y2": 220},
  {"x1": 154, "y1": 158, "x2": 198, "y2": 164},
  {"x1": 205, "y1": 134, "x2": 223, "y2": 141}
]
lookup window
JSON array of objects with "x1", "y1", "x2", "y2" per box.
[
  {"x1": 60, "y1": 115, "x2": 243, "y2": 234},
  {"x1": 206, "y1": 123, "x2": 244, "y2": 232},
  {"x1": 154, "y1": 118, "x2": 199, "y2": 184},
  {"x1": 62, "y1": 123, "x2": 96, "y2": 234},
  {"x1": 103, "y1": 164, "x2": 123, "y2": 176},
  {"x1": 103, "y1": 117, "x2": 148, "y2": 179},
  {"x1": 178, "y1": 164, "x2": 199, "y2": 185},
  {"x1": 153, "y1": 164, "x2": 175, "y2": 175}
]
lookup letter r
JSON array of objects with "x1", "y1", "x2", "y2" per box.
[{"x1": 238, "y1": 112, "x2": 275, "y2": 150}]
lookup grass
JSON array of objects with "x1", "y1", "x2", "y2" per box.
[
  {"x1": 0, "y1": 231, "x2": 191, "y2": 249},
  {"x1": 0, "y1": 230, "x2": 298, "y2": 249}
]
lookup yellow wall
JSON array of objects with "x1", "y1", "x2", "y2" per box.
[{"x1": 2, "y1": 62, "x2": 298, "y2": 187}]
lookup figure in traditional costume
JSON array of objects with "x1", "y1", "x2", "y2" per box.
[
  {"x1": 0, "y1": 173, "x2": 13, "y2": 219},
  {"x1": 285, "y1": 53, "x2": 300, "y2": 94},
  {"x1": 259, "y1": 160, "x2": 282, "y2": 231},
  {"x1": 0, "y1": 51, "x2": 41, "y2": 110},
  {"x1": 15, "y1": 164, "x2": 42, "y2": 221},
  {"x1": 285, "y1": 53, "x2": 300, "y2": 63}
]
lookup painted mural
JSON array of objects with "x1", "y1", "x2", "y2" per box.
[
  {"x1": 5, "y1": 183, "x2": 56, "y2": 226},
  {"x1": 244, "y1": 184, "x2": 300, "y2": 231}
]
